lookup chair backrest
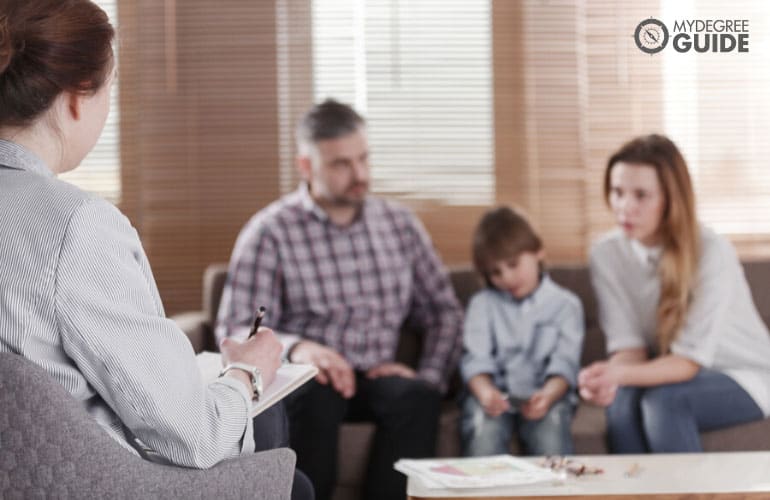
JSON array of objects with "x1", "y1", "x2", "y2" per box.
[
  {"x1": 0, "y1": 352, "x2": 296, "y2": 499},
  {"x1": 203, "y1": 262, "x2": 230, "y2": 328}
]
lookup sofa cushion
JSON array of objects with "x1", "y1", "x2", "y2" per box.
[{"x1": 742, "y1": 261, "x2": 770, "y2": 328}]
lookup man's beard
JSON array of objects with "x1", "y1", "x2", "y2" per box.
[{"x1": 330, "y1": 182, "x2": 368, "y2": 206}]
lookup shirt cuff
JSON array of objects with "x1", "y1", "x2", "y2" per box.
[
  {"x1": 606, "y1": 338, "x2": 646, "y2": 355},
  {"x1": 545, "y1": 360, "x2": 578, "y2": 387},
  {"x1": 670, "y1": 343, "x2": 712, "y2": 368},
  {"x1": 460, "y1": 360, "x2": 498, "y2": 384},
  {"x1": 212, "y1": 376, "x2": 255, "y2": 454}
]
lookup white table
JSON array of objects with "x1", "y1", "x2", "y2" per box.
[{"x1": 407, "y1": 452, "x2": 770, "y2": 499}]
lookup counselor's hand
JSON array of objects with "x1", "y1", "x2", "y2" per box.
[
  {"x1": 290, "y1": 340, "x2": 356, "y2": 398},
  {"x1": 220, "y1": 327, "x2": 282, "y2": 388}
]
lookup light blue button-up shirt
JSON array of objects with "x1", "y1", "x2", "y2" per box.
[
  {"x1": 460, "y1": 274, "x2": 585, "y2": 400},
  {"x1": 0, "y1": 139, "x2": 254, "y2": 467}
]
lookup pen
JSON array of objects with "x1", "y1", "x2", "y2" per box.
[{"x1": 248, "y1": 306, "x2": 266, "y2": 338}]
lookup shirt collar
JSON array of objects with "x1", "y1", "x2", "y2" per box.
[
  {"x1": 495, "y1": 272, "x2": 555, "y2": 305},
  {"x1": 629, "y1": 238, "x2": 662, "y2": 268},
  {"x1": 298, "y1": 182, "x2": 329, "y2": 221},
  {"x1": 0, "y1": 139, "x2": 55, "y2": 178}
]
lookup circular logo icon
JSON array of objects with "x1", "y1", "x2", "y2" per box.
[{"x1": 634, "y1": 18, "x2": 669, "y2": 54}]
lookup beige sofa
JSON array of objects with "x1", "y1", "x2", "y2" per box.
[{"x1": 172, "y1": 261, "x2": 770, "y2": 500}]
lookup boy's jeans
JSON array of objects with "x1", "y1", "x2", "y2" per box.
[{"x1": 460, "y1": 394, "x2": 575, "y2": 456}]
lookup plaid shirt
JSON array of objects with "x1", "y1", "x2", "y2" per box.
[{"x1": 216, "y1": 184, "x2": 463, "y2": 391}]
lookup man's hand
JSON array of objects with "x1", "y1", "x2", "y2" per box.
[
  {"x1": 290, "y1": 340, "x2": 356, "y2": 398},
  {"x1": 220, "y1": 327, "x2": 282, "y2": 390},
  {"x1": 365, "y1": 362, "x2": 416, "y2": 380},
  {"x1": 578, "y1": 361, "x2": 619, "y2": 407}
]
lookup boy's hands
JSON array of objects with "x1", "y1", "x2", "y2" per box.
[
  {"x1": 521, "y1": 375, "x2": 569, "y2": 420},
  {"x1": 520, "y1": 390, "x2": 550, "y2": 420},
  {"x1": 468, "y1": 374, "x2": 510, "y2": 417}
]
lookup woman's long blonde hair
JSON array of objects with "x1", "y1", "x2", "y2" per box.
[{"x1": 604, "y1": 134, "x2": 700, "y2": 354}]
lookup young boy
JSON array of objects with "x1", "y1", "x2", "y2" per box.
[{"x1": 460, "y1": 206, "x2": 585, "y2": 456}]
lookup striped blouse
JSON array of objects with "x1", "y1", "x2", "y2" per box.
[{"x1": 0, "y1": 140, "x2": 254, "y2": 468}]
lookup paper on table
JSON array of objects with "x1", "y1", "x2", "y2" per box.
[
  {"x1": 196, "y1": 351, "x2": 318, "y2": 417},
  {"x1": 394, "y1": 454, "x2": 563, "y2": 489}
]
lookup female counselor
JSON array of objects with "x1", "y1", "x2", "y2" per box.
[
  {"x1": 0, "y1": 4, "x2": 313, "y2": 498},
  {"x1": 579, "y1": 134, "x2": 770, "y2": 453}
]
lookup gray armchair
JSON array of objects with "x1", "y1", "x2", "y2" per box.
[{"x1": 0, "y1": 352, "x2": 296, "y2": 499}]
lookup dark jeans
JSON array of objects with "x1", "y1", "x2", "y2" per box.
[
  {"x1": 284, "y1": 373, "x2": 441, "y2": 500},
  {"x1": 254, "y1": 403, "x2": 315, "y2": 500},
  {"x1": 606, "y1": 368, "x2": 763, "y2": 453}
]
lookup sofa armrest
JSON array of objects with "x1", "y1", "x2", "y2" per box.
[{"x1": 171, "y1": 310, "x2": 212, "y2": 353}]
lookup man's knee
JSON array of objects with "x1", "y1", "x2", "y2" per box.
[
  {"x1": 287, "y1": 380, "x2": 348, "y2": 428},
  {"x1": 386, "y1": 379, "x2": 441, "y2": 415}
]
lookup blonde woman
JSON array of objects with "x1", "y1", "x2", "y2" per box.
[{"x1": 579, "y1": 134, "x2": 770, "y2": 452}]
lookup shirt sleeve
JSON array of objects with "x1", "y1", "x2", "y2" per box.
[
  {"x1": 55, "y1": 199, "x2": 254, "y2": 469},
  {"x1": 589, "y1": 245, "x2": 647, "y2": 353},
  {"x1": 215, "y1": 216, "x2": 287, "y2": 346},
  {"x1": 543, "y1": 295, "x2": 585, "y2": 388},
  {"x1": 670, "y1": 235, "x2": 734, "y2": 367},
  {"x1": 459, "y1": 292, "x2": 497, "y2": 383},
  {"x1": 404, "y1": 213, "x2": 464, "y2": 393}
]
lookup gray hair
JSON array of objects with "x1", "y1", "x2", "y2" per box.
[{"x1": 295, "y1": 98, "x2": 365, "y2": 154}]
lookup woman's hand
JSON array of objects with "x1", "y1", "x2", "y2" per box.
[
  {"x1": 578, "y1": 361, "x2": 620, "y2": 407},
  {"x1": 220, "y1": 327, "x2": 283, "y2": 389}
]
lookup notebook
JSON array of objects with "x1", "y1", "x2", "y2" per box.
[{"x1": 196, "y1": 351, "x2": 318, "y2": 417}]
